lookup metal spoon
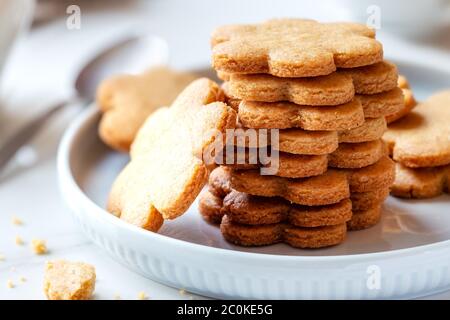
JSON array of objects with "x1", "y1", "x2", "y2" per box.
[{"x1": 0, "y1": 34, "x2": 169, "y2": 172}]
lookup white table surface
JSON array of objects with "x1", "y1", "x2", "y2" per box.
[{"x1": 0, "y1": 0, "x2": 449, "y2": 300}]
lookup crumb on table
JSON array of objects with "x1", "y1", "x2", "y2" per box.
[
  {"x1": 137, "y1": 291, "x2": 148, "y2": 300},
  {"x1": 44, "y1": 260, "x2": 96, "y2": 300},
  {"x1": 11, "y1": 216, "x2": 23, "y2": 226},
  {"x1": 31, "y1": 239, "x2": 47, "y2": 254},
  {"x1": 7, "y1": 280, "x2": 14, "y2": 289},
  {"x1": 15, "y1": 236, "x2": 24, "y2": 246}
]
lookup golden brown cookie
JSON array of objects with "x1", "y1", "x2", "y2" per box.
[
  {"x1": 198, "y1": 189, "x2": 224, "y2": 224},
  {"x1": 347, "y1": 205, "x2": 382, "y2": 231},
  {"x1": 351, "y1": 186, "x2": 390, "y2": 211},
  {"x1": 338, "y1": 60, "x2": 398, "y2": 95},
  {"x1": 220, "y1": 216, "x2": 347, "y2": 248},
  {"x1": 208, "y1": 166, "x2": 233, "y2": 197},
  {"x1": 221, "y1": 139, "x2": 385, "y2": 176},
  {"x1": 108, "y1": 79, "x2": 236, "y2": 231},
  {"x1": 221, "y1": 60, "x2": 396, "y2": 106},
  {"x1": 344, "y1": 156, "x2": 395, "y2": 193},
  {"x1": 230, "y1": 169, "x2": 350, "y2": 206},
  {"x1": 229, "y1": 156, "x2": 395, "y2": 203},
  {"x1": 222, "y1": 73, "x2": 355, "y2": 106},
  {"x1": 235, "y1": 88, "x2": 403, "y2": 131},
  {"x1": 200, "y1": 186, "x2": 387, "y2": 233},
  {"x1": 212, "y1": 19, "x2": 383, "y2": 77},
  {"x1": 386, "y1": 75, "x2": 417, "y2": 124},
  {"x1": 97, "y1": 66, "x2": 198, "y2": 152},
  {"x1": 359, "y1": 87, "x2": 405, "y2": 119},
  {"x1": 383, "y1": 90, "x2": 450, "y2": 168},
  {"x1": 223, "y1": 190, "x2": 352, "y2": 227},
  {"x1": 237, "y1": 98, "x2": 365, "y2": 131},
  {"x1": 391, "y1": 163, "x2": 450, "y2": 198},
  {"x1": 338, "y1": 117, "x2": 387, "y2": 143},
  {"x1": 328, "y1": 139, "x2": 386, "y2": 169},
  {"x1": 220, "y1": 148, "x2": 328, "y2": 178},
  {"x1": 230, "y1": 119, "x2": 386, "y2": 156}
]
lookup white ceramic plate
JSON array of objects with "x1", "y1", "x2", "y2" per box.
[{"x1": 58, "y1": 61, "x2": 450, "y2": 299}]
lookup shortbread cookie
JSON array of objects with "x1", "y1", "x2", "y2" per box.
[
  {"x1": 386, "y1": 75, "x2": 417, "y2": 124},
  {"x1": 338, "y1": 60, "x2": 398, "y2": 95},
  {"x1": 344, "y1": 156, "x2": 395, "y2": 193},
  {"x1": 229, "y1": 156, "x2": 394, "y2": 203},
  {"x1": 222, "y1": 73, "x2": 355, "y2": 106},
  {"x1": 222, "y1": 139, "x2": 384, "y2": 176},
  {"x1": 229, "y1": 125, "x2": 338, "y2": 155},
  {"x1": 108, "y1": 79, "x2": 236, "y2": 231},
  {"x1": 212, "y1": 19, "x2": 382, "y2": 77},
  {"x1": 220, "y1": 149, "x2": 328, "y2": 178},
  {"x1": 198, "y1": 189, "x2": 224, "y2": 224},
  {"x1": 383, "y1": 90, "x2": 450, "y2": 168},
  {"x1": 223, "y1": 190, "x2": 352, "y2": 227},
  {"x1": 338, "y1": 117, "x2": 386, "y2": 143},
  {"x1": 237, "y1": 98, "x2": 365, "y2": 130},
  {"x1": 221, "y1": 60, "x2": 396, "y2": 106},
  {"x1": 97, "y1": 66, "x2": 197, "y2": 151},
  {"x1": 235, "y1": 89, "x2": 403, "y2": 130},
  {"x1": 220, "y1": 216, "x2": 347, "y2": 248},
  {"x1": 230, "y1": 169, "x2": 349, "y2": 206},
  {"x1": 351, "y1": 186, "x2": 390, "y2": 211},
  {"x1": 44, "y1": 260, "x2": 96, "y2": 300},
  {"x1": 201, "y1": 185, "x2": 388, "y2": 226},
  {"x1": 391, "y1": 163, "x2": 450, "y2": 198},
  {"x1": 359, "y1": 87, "x2": 405, "y2": 119},
  {"x1": 231, "y1": 119, "x2": 386, "y2": 156},
  {"x1": 328, "y1": 139, "x2": 386, "y2": 169},
  {"x1": 208, "y1": 166, "x2": 233, "y2": 197},
  {"x1": 347, "y1": 205, "x2": 382, "y2": 231}
]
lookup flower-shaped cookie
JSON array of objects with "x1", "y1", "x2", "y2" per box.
[
  {"x1": 212, "y1": 19, "x2": 383, "y2": 77},
  {"x1": 108, "y1": 79, "x2": 236, "y2": 231}
]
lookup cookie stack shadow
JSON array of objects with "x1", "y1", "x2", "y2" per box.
[{"x1": 199, "y1": 19, "x2": 407, "y2": 249}]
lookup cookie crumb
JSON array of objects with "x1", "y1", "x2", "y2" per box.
[
  {"x1": 137, "y1": 291, "x2": 148, "y2": 300},
  {"x1": 114, "y1": 293, "x2": 121, "y2": 300},
  {"x1": 7, "y1": 280, "x2": 14, "y2": 289},
  {"x1": 0, "y1": 254, "x2": 5, "y2": 261},
  {"x1": 31, "y1": 239, "x2": 47, "y2": 254},
  {"x1": 179, "y1": 288, "x2": 186, "y2": 296},
  {"x1": 12, "y1": 216, "x2": 23, "y2": 225},
  {"x1": 15, "y1": 235, "x2": 24, "y2": 246},
  {"x1": 44, "y1": 260, "x2": 96, "y2": 300},
  {"x1": 20, "y1": 276, "x2": 26, "y2": 283}
]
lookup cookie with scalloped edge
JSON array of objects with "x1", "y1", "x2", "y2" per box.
[
  {"x1": 391, "y1": 163, "x2": 450, "y2": 198},
  {"x1": 108, "y1": 79, "x2": 236, "y2": 231},
  {"x1": 212, "y1": 19, "x2": 383, "y2": 78},
  {"x1": 383, "y1": 90, "x2": 450, "y2": 168},
  {"x1": 97, "y1": 66, "x2": 197, "y2": 151},
  {"x1": 386, "y1": 75, "x2": 417, "y2": 123}
]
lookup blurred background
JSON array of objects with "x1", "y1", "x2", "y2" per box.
[{"x1": 0, "y1": 0, "x2": 449, "y2": 299}]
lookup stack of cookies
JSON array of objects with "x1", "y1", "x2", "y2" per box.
[{"x1": 199, "y1": 19, "x2": 403, "y2": 249}]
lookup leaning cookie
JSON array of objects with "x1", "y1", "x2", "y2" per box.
[
  {"x1": 108, "y1": 79, "x2": 236, "y2": 231},
  {"x1": 97, "y1": 66, "x2": 198, "y2": 152}
]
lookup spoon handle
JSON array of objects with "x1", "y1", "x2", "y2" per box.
[{"x1": 0, "y1": 100, "x2": 68, "y2": 172}]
